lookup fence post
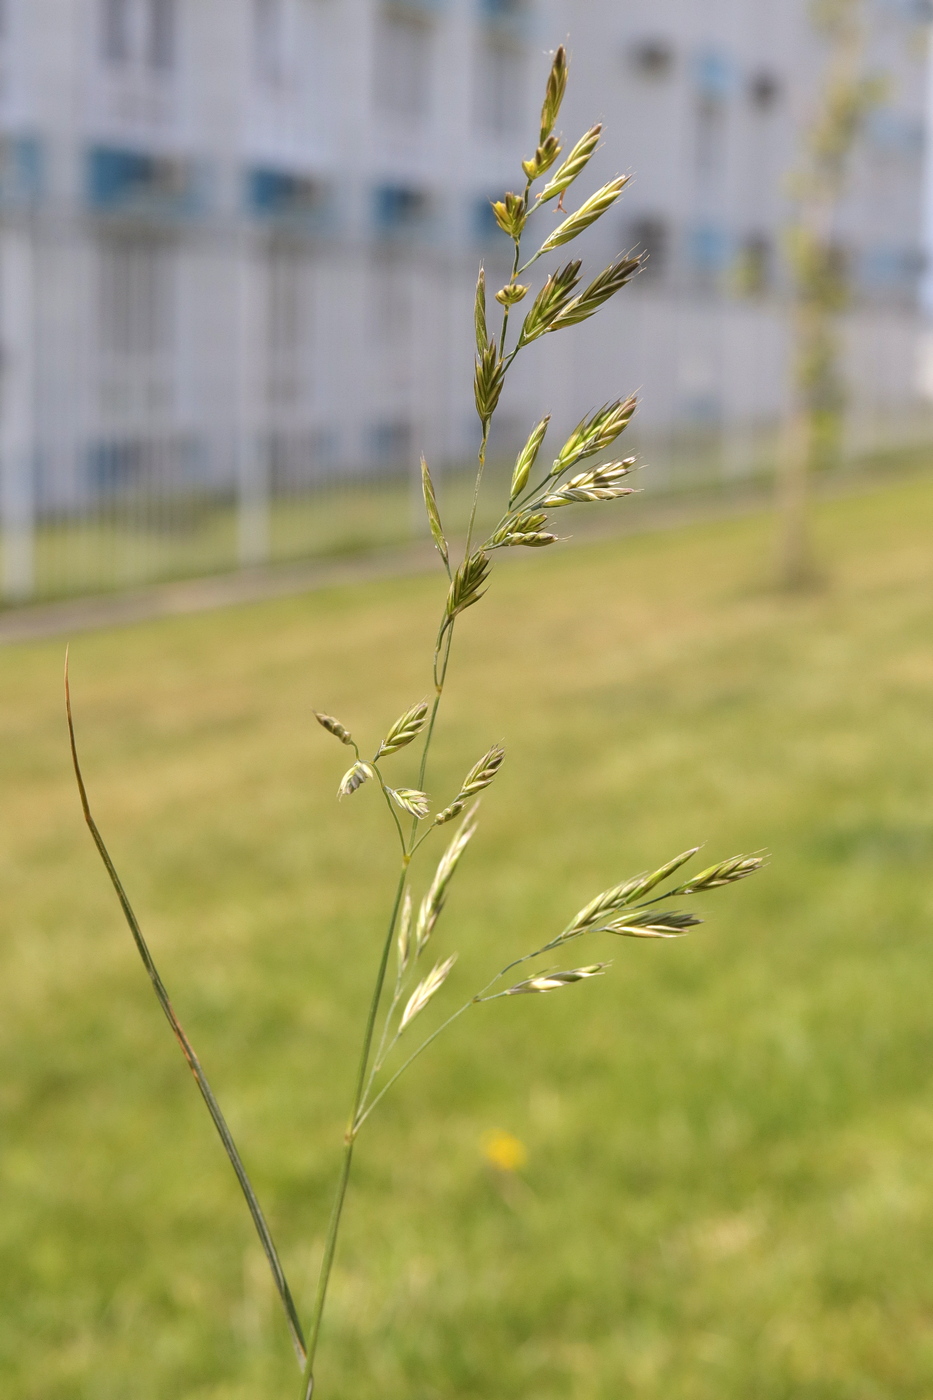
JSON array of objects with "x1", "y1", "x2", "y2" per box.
[{"x1": 0, "y1": 226, "x2": 35, "y2": 602}]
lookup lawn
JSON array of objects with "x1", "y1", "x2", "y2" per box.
[{"x1": 3, "y1": 474, "x2": 933, "y2": 1399}]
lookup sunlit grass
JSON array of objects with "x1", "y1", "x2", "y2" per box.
[{"x1": 4, "y1": 473, "x2": 933, "y2": 1397}]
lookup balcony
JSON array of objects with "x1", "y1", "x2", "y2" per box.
[{"x1": 87, "y1": 146, "x2": 201, "y2": 222}]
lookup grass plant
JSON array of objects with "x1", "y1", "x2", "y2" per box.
[{"x1": 58, "y1": 47, "x2": 768, "y2": 1398}]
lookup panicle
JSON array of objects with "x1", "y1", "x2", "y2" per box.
[
  {"x1": 421, "y1": 457, "x2": 449, "y2": 569},
  {"x1": 539, "y1": 45, "x2": 568, "y2": 144},
  {"x1": 504, "y1": 963, "x2": 609, "y2": 995},
  {"x1": 536, "y1": 177, "x2": 630, "y2": 256},
  {"x1": 338, "y1": 761, "x2": 373, "y2": 799},
  {"x1": 518, "y1": 261, "x2": 583, "y2": 345}
]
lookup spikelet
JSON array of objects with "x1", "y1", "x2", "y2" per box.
[
  {"x1": 539, "y1": 45, "x2": 568, "y2": 143},
  {"x1": 505, "y1": 964, "x2": 609, "y2": 995},
  {"x1": 521, "y1": 133, "x2": 562, "y2": 182},
  {"x1": 314, "y1": 711, "x2": 353, "y2": 745},
  {"x1": 518, "y1": 261, "x2": 582, "y2": 345},
  {"x1": 337, "y1": 761, "x2": 373, "y2": 799},
  {"x1": 474, "y1": 267, "x2": 488, "y2": 355},
  {"x1": 495, "y1": 283, "x2": 529, "y2": 307},
  {"x1": 536, "y1": 177, "x2": 630, "y2": 256},
  {"x1": 376, "y1": 701, "x2": 429, "y2": 760},
  {"x1": 389, "y1": 788, "x2": 431, "y2": 820},
  {"x1": 400, "y1": 954, "x2": 458, "y2": 1030},
  {"x1": 474, "y1": 342, "x2": 506, "y2": 424},
  {"x1": 559, "y1": 848, "x2": 700, "y2": 939},
  {"x1": 421, "y1": 457, "x2": 449, "y2": 569},
  {"x1": 551, "y1": 398, "x2": 638, "y2": 476},
  {"x1": 602, "y1": 910, "x2": 702, "y2": 940},
  {"x1": 537, "y1": 124, "x2": 602, "y2": 203},
  {"x1": 667, "y1": 853, "x2": 766, "y2": 895},
  {"x1": 490, "y1": 191, "x2": 526, "y2": 240},
  {"x1": 397, "y1": 889, "x2": 413, "y2": 975},
  {"x1": 416, "y1": 806, "x2": 479, "y2": 951},
  {"x1": 541, "y1": 460, "x2": 637, "y2": 507},
  {"x1": 547, "y1": 255, "x2": 642, "y2": 331},
  {"x1": 444, "y1": 551, "x2": 490, "y2": 629},
  {"x1": 509, "y1": 417, "x2": 550, "y2": 504}
]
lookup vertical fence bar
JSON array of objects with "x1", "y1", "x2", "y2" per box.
[{"x1": 0, "y1": 224, "x2": 36, "y2": 602}]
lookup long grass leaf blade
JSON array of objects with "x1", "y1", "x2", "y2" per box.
[{"x1": 64, "y1": 653, "x2": 307, "y2": 1368}]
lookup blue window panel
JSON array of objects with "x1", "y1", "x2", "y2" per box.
[
  {"x1": 688, "y1": 224, "x2": 731, "y2": 273},
  {"x1": 373, "y1": 183, "x2": 431, "y2": 235},
  {"x1": 246, "y1": 167, "x2": 329, "y2": 226},
  {"x1": 0, "y1": 134, "x2": 43, "y2": 207},
  {"x1": 694, "y1": 48, "x2": 735, "y2": 100},
  {"x1": 87, "y1": 145, "x2": 200, "y2": 216}
]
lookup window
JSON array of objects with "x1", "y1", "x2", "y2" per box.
[
  {"x1": 102, "y1": 0, "x2": 132, "y2": 64},
  {"x1": 374, "y1": 11, "x2": 431, "y2": 122},
  {"x1": 477, "y1": 39, "x2": 525, "y2": 137},
  {"x1": 254, "y1": 0, "x2": 286, "y2": 87}
]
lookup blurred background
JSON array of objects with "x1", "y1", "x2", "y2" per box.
[
  {"x1": 0, "y1": 0, "x2": 930, "y2": 601},
  {"x1": 6, "y1": 5, "x2": 933, "y2": 1400}
]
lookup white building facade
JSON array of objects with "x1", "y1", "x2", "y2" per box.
[{"x1": 0, "y1": 0, "x2": 929, "y2": 596}]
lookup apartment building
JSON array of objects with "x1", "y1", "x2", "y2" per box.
[{"x1": 0, "y1": 0, "x2": 928, "y2": 586}]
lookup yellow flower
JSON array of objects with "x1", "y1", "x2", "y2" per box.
[{"x1": 482, "y1": 1130, "x2": 528, "y2": 1173}]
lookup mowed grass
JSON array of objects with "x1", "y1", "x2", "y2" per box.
[{"x1": 4, "y1": 475, "x2": 933, "y2": 1399}]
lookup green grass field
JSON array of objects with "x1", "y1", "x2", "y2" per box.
[{"x1": 4, "y1": 475, "x2": 933, "y2": 1399}]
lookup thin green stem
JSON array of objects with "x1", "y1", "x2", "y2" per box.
[
  {"x1": 464, "y1": 424, "x2": 489, "y2": 559},
  {"x1": 353, "y1": 1001, "x2": 474, "y2": 1133},
  {"x1": 301, "y1": 866, "x2": 408, "y2": 1396}
]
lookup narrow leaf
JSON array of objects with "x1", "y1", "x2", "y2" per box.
[{"x1": 65, "y1": 657, "x2": 307, "y2": 1367}]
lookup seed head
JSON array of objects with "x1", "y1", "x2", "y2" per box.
[
  {"x1": 474, "y1": 267, "x2": 487, "y2": 355},
  {"x1": 337, "y1": 761, "x2": 373, "y2": 799},
  {"x1": 552, "y1": 397, "x2": 638, "y2": 476},
  {"x1": 376, "y1": 700, "x2": 429, "y2": 759},
  {"x1": 495, "y1": 283, "x2": 529, "y2": 307},
  {"x1": 668, "y1": 853, "x2": 766, "y2": 895},
  {"x1": 509, "y1": 417, "x2": 550, "y2": 504},
  {"x1": 547, "y1": 255, "x2": 642, "y2": 331},
  {"x1": 400, "y1": 954, "x2": 458, "y2": 1030},
  {"x1": 397, "y1": 888, "x2": 413, "y2": 975},
  {"x1": 536, "y1": 177, "x2": 630, "y2": 256},
  {"x1": 541, "y1": 459, "x2": 637, "y2": 507},
  {"x1": 522, "y1": 134, "x2": 562, "y2": 182},
  {"x1": 490, "y1": 190, "x2": 526, "y2": 240},
  {"x1": 539, "y1": 45, "x2": 568, "y2": 144},
  {"x1": 444, "y1": 551, "x2": 490, "y2": 627},
  {"x1": 314, "y1": 711, "x2": 353, "y2": 746},
  {"x1": 602, "y1": 910, "x2": 702, "y2": 939},
  {"x1": 389, "y1": 787, "x2": 431, "y2": 820},
  {"x1": 474, "y1": 342, "x2": 506, "y2": 424},
  {"x1": 559, "y1": 848, "x2": 700, "y2": 940},
  {"x1": 421, "y1": 456, "x2": 449, "y2": 570},
  {"x1": 518, "y1": 260, "x2": 583, "y2": 345},
  {"x1": 537, "y1": 124, "x2": 603, "y2": 203},
  {"x1": 416, "y1": 806, "x2": 479, "y2": 951},
  {"x1": 505, "y1": 963, "x2": 609, "y2": 995}
]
